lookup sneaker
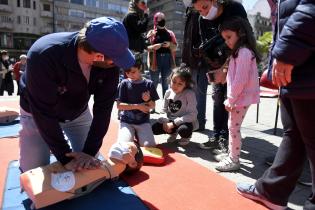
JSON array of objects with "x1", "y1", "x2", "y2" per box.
[
  {"x1": 213, "y1": 137, "x2": 229, "y2": 154},
  {"x1": 236, "y1": 183, "x2": 287, "y2": 210},
  {"x1": 178, "y1": 138, "x2": 190, "y2": 146},
  {"x1": 213, "y1": 148, "x2": 228, "y2": 155},
  {"x1": 215, "y1": 157, "x2": 240, "y2": 172},
  {"x1": 199, "y1": 137, "x2": 219, "y2": 150},
  {"x1": 214, "y1": 153, "x2": 228, "y2": 162},
  {"x1": 167, "y1": 133, "x2": 177, "y2": 143}
]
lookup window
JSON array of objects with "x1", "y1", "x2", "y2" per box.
[
  {"x1": 43, "y1": 4, "x2": 50, "y2": 11},
  {"x1": 70, "y1": 0, "x2": 84, "y2": 4},
  {"x1": 17, "y1": 0, "x2": 20, "y2": 7},
  {"x1": 33, "y1": 1, "x2": 36, "y2": 9},
  {"x1": 17, "y1": 16, "x2": 21, "y2": 24},
  {"x1": 69, "y1": 9, "x2": 84, "y2": 18},
  {"x1": 23, "y1": 16, "x2": 30, "y2": 24},
  {"x1": 23, "y1": 0, "x2": 31, "y2": 8},
  {"x1": 0, "y1": 33, "x2": 13, "y2": 48},
  {"x1": 0, "y1": 0, "x2": 8, "y2": 5},
  {"x1": 86, "y1": 0, "x2": 98, "y2": 7},
  {"x1": 33, "y1": 17, "x2": 36, "y2": 26},
  {"x1": 121, "y1": 6, "x2": 128, "y2": 14},
  {"x1": 108, "y1": 3, "x2": 124, "y2": 13}
]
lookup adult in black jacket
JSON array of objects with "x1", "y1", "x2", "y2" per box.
[
  {"x1": 182, "y1": 7, "x2": 208, "y2": 131},
  {"x1": 237, "y1": 1, "x2": 315, "y2": 209},
  {"x1": 123, "y1": 0, "x2": 149, "y2": 53},
  {"x1": 19, "y1": 17, "x2": 135, "y2": 172},
  {"x1": 0, "y1": 50, "x2": 14, "y2": 96},
  {"x1": 191, "y1": 0, "x2": 247, "y2": 152}
]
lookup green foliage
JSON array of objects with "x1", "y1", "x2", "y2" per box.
[{"x1": 256, "y1": 31, "x2": 273, "y2": 56}]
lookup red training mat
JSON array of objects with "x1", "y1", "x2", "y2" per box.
[{"x1": 102, "y1": 120, "x2": 267, "y2": 210}]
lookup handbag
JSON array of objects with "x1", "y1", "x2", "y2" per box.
[{"x1": 206, "y1": 57, "x2": 229, "y2": 84}]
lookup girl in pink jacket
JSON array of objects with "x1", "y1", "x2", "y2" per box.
[{"x1": 214, "y1": 17, "x2": 261, "y2": 172}]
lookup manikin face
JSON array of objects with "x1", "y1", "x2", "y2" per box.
[
  {"x1": 193, "y1": 0, "x2": 213, "y2": 17},
  {"x1": 221, "y1": 29, "x2": 239, "y2": 50},
  {"x1": 170, "y1": 75, "x2": 186, "y2": 94}
]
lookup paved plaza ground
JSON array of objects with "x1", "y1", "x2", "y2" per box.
[{"x1": 131, "y1": 83, "x2": 311, "y2": 210}]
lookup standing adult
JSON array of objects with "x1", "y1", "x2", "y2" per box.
[
  {"x1": 237, "y1": 1, "x2": 315, "y2": 209},
  {"x1": 191, "y1": 0, "x2": 247, "y2": 153},
  {"x1": 147, "y1": 12, "x2": 177, "y2": 97},
  {"x1": 181, "y1": 4, "x2": 208, "y2": 131},
  {"x1": 19, "y1": 17, "x2": 135, "y2": 172},
  {"x1": 0, "y1": 50, "x2": 14, "y2": 96},
  {"x1": 13, "y1": 54, "x2": 27, "y2": 95},
  {"x1": 123, "y1": 0, "x2": 149, "y2": 54}
]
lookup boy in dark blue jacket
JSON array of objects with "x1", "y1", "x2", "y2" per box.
[
  {"x1": 237, "y1": 1, "x2": 315, "y2": 209},
  {"x1": 19, "y1": 17, "x2": 135, "y2": 172}
]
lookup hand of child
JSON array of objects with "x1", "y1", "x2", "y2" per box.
[
  {"x1": 142, "y1": 91, "x2": 151, "y2": 102},
  {"x1": 163, "y1": 122, "x2": 174, "y2": 133},
  {"x1": 225, "y1": 104, "x2": 233, "y2": 112},
  {"x1": 137, "y1": 104, "x2": 150, "y2": 113}
]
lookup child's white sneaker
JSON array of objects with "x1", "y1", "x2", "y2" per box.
[
  {"x1": 215, "y1": 156, "x2": 240, "y2": 172},
  {"x1": 214, "y1": 153, "x2": 228, "y2": 162}
]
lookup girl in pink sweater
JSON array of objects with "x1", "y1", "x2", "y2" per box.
[{"x1": 214, "y1": 17, "x2": 261, "y2": 172}]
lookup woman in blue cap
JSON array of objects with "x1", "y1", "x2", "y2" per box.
[{"x1": 19, "y1": 17, "x2": 135, "y2": 173}]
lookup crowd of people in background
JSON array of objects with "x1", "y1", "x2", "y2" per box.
[
  {"x1": 1, "y1": 0, "x2": 315, "y2": 209},
  {"x1": 0, "y1": 50, "x2": 27, "y2": 96}
]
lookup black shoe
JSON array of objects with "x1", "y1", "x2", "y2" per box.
[
  {"x1": 265, "y1": 155, "x2": 275, "y2": 166},
  {"x1": 199, "y1": 137, "x2": 219, "y2": 150},
  {"x1": 213, "y1": 136, "x2": 228, "y2": 155},
  {"x1": 196, "y1": 126, "x2": 205, "y2": 132},
  {"x1": 150, "y1": 109, "x2": 159, "y2": 114},
  {"x1": 298, "y1": 161, "x2": 312, "y2": 187}
]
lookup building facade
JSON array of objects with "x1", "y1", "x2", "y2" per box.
[
  {"x1": 247, "y1": 0, "x2": 272, "y2": 39},
  {"x1": 0, "y1": 0, "x2": 129, "y2": 59}
]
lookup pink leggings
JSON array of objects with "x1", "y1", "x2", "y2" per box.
[{"x1": 228, "y1": 106, "x2": 249, "y2": 162}]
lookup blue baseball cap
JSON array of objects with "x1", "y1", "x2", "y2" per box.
[{"x1": 86, "y1": 17, "x2": 135, "y2": 69}]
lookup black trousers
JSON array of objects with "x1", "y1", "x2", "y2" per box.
[
  {"x1": 255, "y1": 96, "x2": 315, "y2": 208},
  {"x1": 152, "y1": 122, "x2": 193, "y2": 138},
  {"x1": 212, "y1": 83, "x2": 229, "y2": 138}
]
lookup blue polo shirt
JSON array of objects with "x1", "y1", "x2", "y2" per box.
[{"x1": 118, "y1": 78, "x2": 159, "y2": 124}]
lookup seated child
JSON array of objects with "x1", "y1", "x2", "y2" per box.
[
  {"x1": 116, "y1": 58, "x2": 159, "y2": 147},
  {"x1": 152, "y1": 65, "x2": 198, "y2": 146}
]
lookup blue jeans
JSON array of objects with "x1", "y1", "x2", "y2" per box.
[
  {"x1": 191, "y1": 67, "x2": 208, "y2": 129},
  {"x1": 212, "y1": 83, "x2": 228, "y2": 139},
  {"x1": 19, "y1": 108, "x2": 92, "y2": 172},
  {"x1": 149, "y1": 53, "x2": 172, "y2": 97}
]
